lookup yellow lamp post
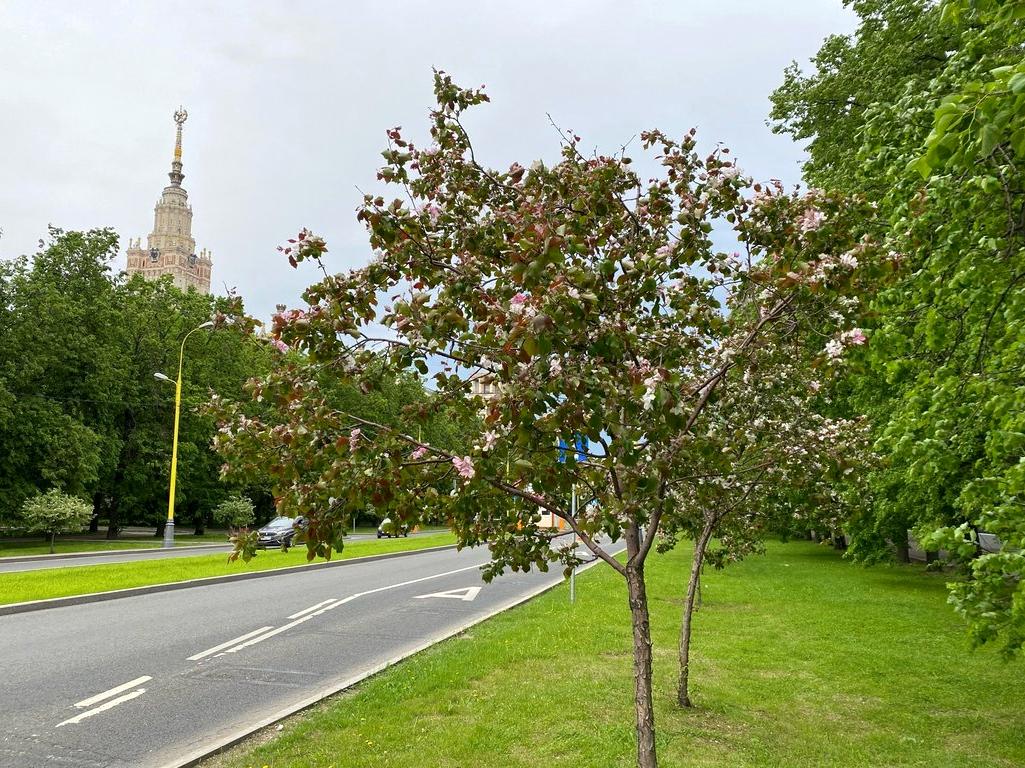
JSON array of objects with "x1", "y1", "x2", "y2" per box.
[{"x1": 154, "y1": 320, "x2": 213, "y2": 548}]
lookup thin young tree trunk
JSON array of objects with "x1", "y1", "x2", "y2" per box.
[
  {"x1": 625, "y1": 564, "x2": 658, "y2": 768},
  {"x1": 678, "y1": 518, "x2": 715, "y2": 708},
  {"x1": 49, "y1": 531, "x2": 56, "y2": 555}
]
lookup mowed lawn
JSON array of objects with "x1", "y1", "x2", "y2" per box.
[
  {"x1": 0, "y1": 533, "x2": 457, "y2": 605},
  {"x1": 0, "y1": 533, "x2": 230, "y2": 558},
  {"x1": 202, "y1": 541, "x2": 1023, "y2": 768}
]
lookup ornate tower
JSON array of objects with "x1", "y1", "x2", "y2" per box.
[{"x1": 125, "y1": 108, "x2": 213, "y2": 293}]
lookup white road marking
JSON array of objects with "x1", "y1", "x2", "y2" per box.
[
  {"x1": 57, "y1": 688, "x2": 147, "y2": 728},
  {"x1": 187, "y1": 627, "x2": 275, "y2": 661},
  {"x1": 73, "y1": 676, "x2": 152, "y2": 709},
  {"x1": 359, "y1": 562, "x2": 483, "y2": 597},
  {"x1": 213, "y1": 562, "x2": 486, "y2": 656},
  {"x1": 287, "y1": 599, "x2": 338, "y2": 619},
  {"x1": 414, "y1": 586, "x2": 481, "y2": 602}
]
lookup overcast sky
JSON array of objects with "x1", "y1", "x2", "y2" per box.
[{"x1": 0, "y1": 1, "x2": 854, "y2": 321}]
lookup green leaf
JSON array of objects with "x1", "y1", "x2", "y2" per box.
[{"x1": 979, "y1": 123, "x2": 1000, "y2": 157}]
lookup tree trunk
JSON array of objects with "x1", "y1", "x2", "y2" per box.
[
  {"x1": 896, "y1": 541, "x2": 910, "y2": 564},
  {"x1": 49, "y1": 531, "x2": 56, "y2": 555},
  {"x1": 155, "y1": 519, "x2": 167, "y2": 539},
  {"x1": 625, "y1": 565, "x2": 659, "y2": 768},
  {"x1": 678, "y1": 519, "x2": 715, "y2": 708},
  {"x1": 89, "y1": 495, "x2": 101, "y2": 534}
]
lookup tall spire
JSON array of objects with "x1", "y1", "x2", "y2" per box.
[{"x1": 169, "y1": 106, "x2": 188, "y2": 187}]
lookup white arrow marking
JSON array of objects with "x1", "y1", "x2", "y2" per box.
[
  {"x1": 57, "y1": 688, "x2": 147, "y2": 727},
  {"x1": 413, "y1": 586, "x2": 482, "y2": 602}
]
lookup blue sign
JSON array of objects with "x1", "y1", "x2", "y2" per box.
[{"x1": 558, "y1": 435, "x2": 589, "y2": 463}]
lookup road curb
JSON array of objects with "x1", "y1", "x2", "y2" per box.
[
  {"x1": 0, "y1": 544, "x2": 459, "y2": 617},
  {"x1": 0, "y1": 543, "x2": 227, "y2": 564},
  {"x1": 162, "y1": 552, "x2": 612, "y2": 768}
]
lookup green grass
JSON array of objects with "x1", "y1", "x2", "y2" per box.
[
  {"x1": 201, "y1": 541, "x2": 1023, "y2": 768},
  {"x1": 0, "y1": 535, "x2": 231, "y2": 557},
  {"x1": 0, "y1": 533, "x2": 457, "y2": 605}
]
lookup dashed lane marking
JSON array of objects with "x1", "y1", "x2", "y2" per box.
[
  {"x1": 56, "y1": 677, "x2": 152, "y2": 728},
  {"x1": 287, "y1": 599, "x2": 339, "y2": 620},
  {"x1": 187, "y1": 627, "x2": 275, "y2": 661},
  {"x1": 72, "y1": 676, "x2": 152, "y2": 709},
  {"x1": 211, "y1": 562, "x2": 486, "y2": 657}
]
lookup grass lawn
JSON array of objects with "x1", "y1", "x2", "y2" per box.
[
  {"x1": 0, "y1": 535, "x2": 231, "y2": 557},
  {"x1": 201, "y1": 541, "x2": 1023, "y2": 768},
  {"x1": 0, "y1": 533, "x2": 457, "y2": 605}
]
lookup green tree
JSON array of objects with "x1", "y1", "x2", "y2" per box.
[
  {"x1": 213, "y1": 494, "x2": 255, "y2": 529},
  {"x1": 20, "y1": 489, "x2": 94, "y2": 553},
  {"x1": 771, "y1": 0, "x2": 1025, "y2": 654},
  {"x1": 0, "y1": 228, "x2": 271, "y2": 539}
]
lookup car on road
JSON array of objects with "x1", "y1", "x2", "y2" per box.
[
  {"x1": 256, "y1": 516, "x2": 305, "y2": 548},
  {"x1": 376, "y1": 517, "x2": 410, "y2": 538}
]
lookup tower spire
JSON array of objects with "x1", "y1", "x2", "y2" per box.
[{"x1": 169, "y1": 106, "x2": 188, "y2": 187}]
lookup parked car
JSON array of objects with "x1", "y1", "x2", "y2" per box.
[
  {"x1": 377, "y1": 517, "x2": 410, "y2": 538},
  {"x1": 257, "y1": 516, "x2": 305, "y2": 548}
]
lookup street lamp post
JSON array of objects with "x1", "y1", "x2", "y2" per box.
[{"x1": 155, "y1": 321, "x2": 213, "y2": 548}]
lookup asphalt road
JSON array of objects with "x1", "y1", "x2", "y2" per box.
[
  {"x1": 0, "y1": 532, "x2": 437, "y2": 573},
  {"x1": 0, "y1": 540, "x2": 620, "y2": 767}
]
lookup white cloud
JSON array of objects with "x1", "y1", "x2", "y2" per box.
[{"x1": 0, "y1": 0, "x2": 855, "y2": 321}]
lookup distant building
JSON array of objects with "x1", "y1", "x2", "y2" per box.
[
  {"x1": 125, "y1": 108, "x2": 213, "y2": 293},
  {"x1": 469, "y1": 375, "x2": 500, "y2": 400}
]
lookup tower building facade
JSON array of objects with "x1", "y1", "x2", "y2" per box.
[{"x1": 126, "y1": 108, "x2": 213, "y2": 293}]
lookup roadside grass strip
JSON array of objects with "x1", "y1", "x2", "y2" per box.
[
  {"x1": 0, "y1": 535, "x2": 230, "y2": 558},
  {"x1": 201, "y1": 541, "x2": 1023, "y2": 768},
  {"x1": 0, "y1": 533, "x2": 457, "y2": 605}
]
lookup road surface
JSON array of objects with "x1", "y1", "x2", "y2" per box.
[{"x1": 0, "y1": 540, "x2": 618, "y2": 767}]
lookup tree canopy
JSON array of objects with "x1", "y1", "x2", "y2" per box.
[{"x1": 771, "y1": 0, "x2": 1025, "y2": 655}]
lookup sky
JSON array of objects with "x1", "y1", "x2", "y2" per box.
[{"x1": 0, "y1": 0, "x2": 855, "y2": 322}]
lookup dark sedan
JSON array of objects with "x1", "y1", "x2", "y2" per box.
[{"x1": 256, "y1": 516, "x2": 305, "y2": 548}]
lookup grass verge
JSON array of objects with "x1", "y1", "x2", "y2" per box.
[
  {"x1": 0, "y1": 533, "x2": 457, "y2": 605},
  {"x1": 201, "y1": 540, "x2": 1022, "y2": 768},
  {"x1": 0, "y1": 535, "x2": 230, "y2": 558}
]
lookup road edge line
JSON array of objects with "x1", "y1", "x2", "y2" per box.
[
  {"x1": 0, "y1": 544, "x2": 459, "y2": 617},
  {"x1": 160, "y1": 554, "x2": 612, "y2": 768}
]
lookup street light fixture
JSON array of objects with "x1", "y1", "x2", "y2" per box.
[{"x1": 156, "y1": 320, "x2": 214, "y2": 548}]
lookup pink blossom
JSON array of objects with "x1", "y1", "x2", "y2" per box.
[
  {"x1": 839, "y1": 253, "x2": 858, "y2": 269},
  {"x1": 549, "y1": 356, "x2": 562, "y2": 376},
  {"x1": 452, "y1": 455, "x2": 476, "y2": 479},
  {"x1": 426, "y1": 203, "x2": 442, "y2": 223},
  {"x1": 272, "y1": 338, "x2": 289, "y2": 354},
  {"x1": 843, "y1": 328, "x2": 867, "y2": 346},
  {"x1": 655, "y1": 244, "x2": 672, "y2": 260},
  {"x1": 509, "y1": 293, "x2": 528, "y2": 314},
  {"x1": 809, "y1": 380, "x2": 821, "y2": 392},
  {"x1": 410, "y1": 444, "x2": 429, "y2": 460},
  {"x1": 799, "y1": 207, "x2": 824, "y2": 232},
  {"x1": 825, "y1": 339, "x2": 844, "y2": 359},
  {"x1": 350, "y1": 428, "x2": 362, "y2": 450},
  {"x1": 480, "y1": 431, "x2": 498, "y2": 452}
]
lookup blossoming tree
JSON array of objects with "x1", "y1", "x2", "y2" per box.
[{"x1": 212, "y1": 74, "x2": 883, "y2": 767}]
